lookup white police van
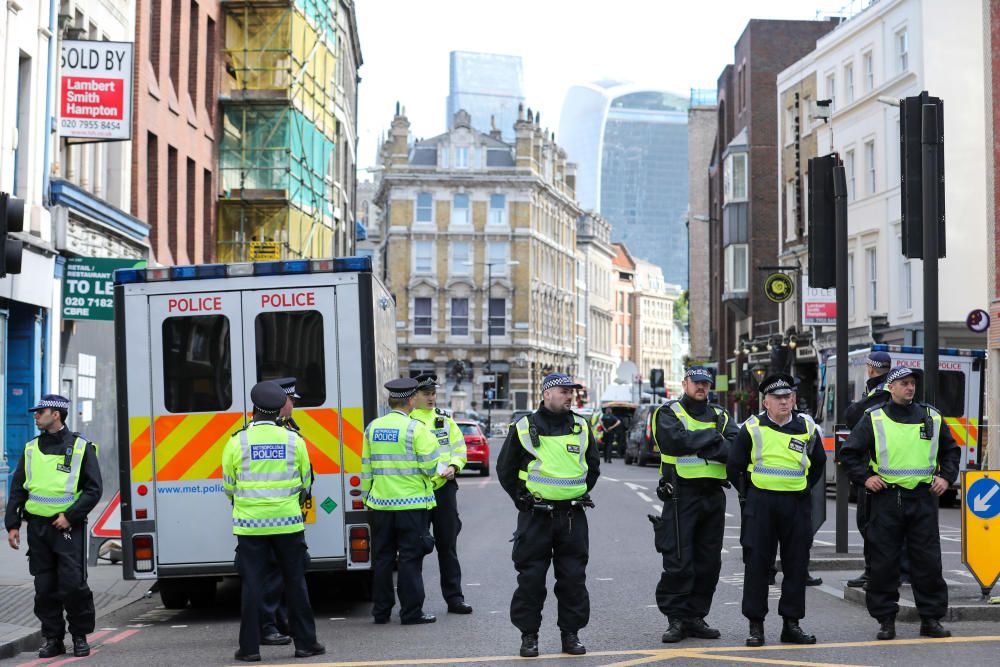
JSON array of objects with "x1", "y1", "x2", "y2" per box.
[{"x1": 113, "y1": 257, "x2": 397, "y2": 607}]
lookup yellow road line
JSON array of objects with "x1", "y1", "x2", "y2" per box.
[
  {"x1": 597, "y1": 654, "x2": 673, "y2": 667},
  {"x1": 678, "y1": 652, "x2": 871, "y2": 667},
  {"x1": 698, "y1": 634, "x2": 1000, "y2": 653}
]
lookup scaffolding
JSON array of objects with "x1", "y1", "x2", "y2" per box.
[{"x1": 217, "y1": 0, "x2": 340, "y2": 261}]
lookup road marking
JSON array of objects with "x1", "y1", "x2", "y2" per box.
[
  {"x1": 466, "y1": 583, "x2": 481, "y2": 586},
  {"x1": 597, "y1": 577, "x2": 614, "y2": 581},
  {"x1": 725, "y1": 512, "x2": 734, "y2": 518},
  {"x1": 604, "y1": 476, "x2": 620, "y2": 482},
  {"x1": 676, "y1": 653, "x2": 867, "y2": 666},
  {"x1": 638, "y1": 492, "x2": 655, "y2": 503},
  {"x1": 812, "y1": 539, "x2": 834, "y2": 546},
  {"x1": 626, "y1": 482, "x2": 649, "y2": 491},
  {"x1": 171, "y1": 624, "x2": 188, "y2": 628},
  {"x1": 329, "y1": 617, "x2": 346, "y2": 621},
  {"x1": 103, "y1": 629, "x2": 142, "y2": 644},
  {"x1": 654, "y1": 505, "x2": 663, "y2": 513}
]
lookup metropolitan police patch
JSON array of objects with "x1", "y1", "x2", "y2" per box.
[
  {"x1": 787, "y1": 439, "x2": 806, "y2": 453},
  {"x1": 250, "y1": 444, "x2": 286, "y2": 460},
  {"x1": 371, "y1": 428, "x2": 400, "y2": 442},
  {"x1": 567, "y1": 444, "x2": 581, "y2": 454}
]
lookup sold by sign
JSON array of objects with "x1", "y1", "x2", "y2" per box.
[{"x1": 59, "y1": 40, "x2": 133, "y2": 141}]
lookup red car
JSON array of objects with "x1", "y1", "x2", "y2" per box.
[{"x1": 455, "y1": 420, "x2": 490, "y2": 476}]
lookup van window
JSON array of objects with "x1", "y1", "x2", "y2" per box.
[
  {"x1": 255, "y1": 311, "x2": 326, "y2": 407},
  {"x1": 933, "y1": 371, "x2": 965, "y2": 417},
  {"x1": 162, "y1": 315, "x2": 233, "y2": 413}
]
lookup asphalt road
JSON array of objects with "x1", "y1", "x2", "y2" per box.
[{"x1": 9, "y1": 443, "x2": 1000, "y2": 666}]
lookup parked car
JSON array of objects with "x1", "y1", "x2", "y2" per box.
[
  {"x1": 455, "y1": 420, "x2": 491, "y2": 476},
  {"x1": 624, "y1": 404, "x2": 660, "y2": 466}
]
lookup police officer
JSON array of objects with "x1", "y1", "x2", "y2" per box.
[
  {"x1": 4, "y1": 395, "x2": 101, "y2": 659},
  {"x1": 223, "y1": 381, "x2": 324, "y2": 662},
  {"x1": 843, "y1": 351, "x2": 891, "y2": 588},
  {"x1": 727, "y1": 374, "x2": 826, "y2": 647},
  {"x1": 410, "y1": 373, "x2": 473, "y2": 614},
  {"x1": 840, "y1": 367, "x2": 958, "y2": 641},
  {"x1": 599, "y1": 408, "x2": 623, "y2": 462},
  {"x1": 653, "y1": 367, "x2": 737, "y2": 644},
  {"x1": 497, "y1": 373, "x2": 600, "y2": 658},
  {"x1": 363, "y1": 378, "x2": 445, "y2": 625}
]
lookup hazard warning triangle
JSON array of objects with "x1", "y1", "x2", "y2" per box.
[{"x1": 91, "y1": 491, "x2": 121, "y2": 539}]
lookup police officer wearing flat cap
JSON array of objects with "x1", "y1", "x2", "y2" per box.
[
  {"x1": 363, "y1": 378, "x2": 446, "y2": 625},
  {"x1": 497, "y1": 373, "x2": 600, "y2": 658},
  {"x1": 5, "y1": 395, "x2": 101, "y2": 658},
  {"x1": 840, "y1": 366, "x2": 959, "y2": 641},
  {"x1": 843, "y1": 351, "x2": 892, "y2": 588},
  {"x1": 410, "y1": 373, "x2": 473, "y2": 614},
  {"x1": 727, "y1": 373, "x2": 826, "y2": 647},
  {"x1": 223, "y1": 381, "x2": 324, "y2": 662},
  {"x1": 653, "y1": 367, "x2": 738, "y2": 644}
]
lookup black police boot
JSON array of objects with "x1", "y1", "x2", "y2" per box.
[
  {"x1": 847, "y1": 570, "x2": 869, "y2": 588},
  {"x1": 261, "y1": 631, "x2": 291, "y2": 645},
  {"x1": 519, "y1": 633, "x2": 539, "y2": 658},
  {"x1": 682, "y1": 617, "x2": 721, "y2": 639},
  {"x1": 805, "y1": 573, "x2": 823, "y2": 586},
  {"x1": 234, "y1": 649, "x2": 262, "y2": 662},
  {"x1": 746, "y1": 621, "x2": 765, "y2": 647},
  {"x1": 447, "y1": 601, "x2": 473, "y2": 614},
  {"x1": 780, "y1": 618, "x2": 817, "y2": 644},
  {"x1": 661, "y1": 619, "x2": 686, "y2": 643},
  {"x1": 294, "y1": 642, "x2": 326, "y2": 658},
  {"x1": 919, "y1": 618, "x2": 951, "y2": 638},
  {"x1": 561, "y1": 631, "x2": 586, "y2": 655},
  {"x1": 72, "y1": 635, "x2": 91, "y2": 657},
  {"x1": 877, "y1": 616, "x2": 896, "y2": 640},
  {"x1": 38, "y1": 637, "x2": 66, "y2": 658},
  {"x1": 400, "y1": 613, "x2": 436, "y2": 625}
]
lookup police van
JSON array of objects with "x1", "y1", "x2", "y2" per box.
[
  {"x1": 818, "y1": 344, "x2": 987, "y2": 499},
  {"x1": 113, "y1": 257, "x2": 397, "y2": 607}
]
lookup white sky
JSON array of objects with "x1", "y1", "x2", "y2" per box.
[{"x1": 354, "y1": 0, "x2": 861, "y2": 170}]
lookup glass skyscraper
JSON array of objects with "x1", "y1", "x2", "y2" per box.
[
  {"x1": 447, "y1": 51, "x2": 524, "y2": 139},
  {"x1": 559, "y1": 83, "x2": 690, "y2": 288}
]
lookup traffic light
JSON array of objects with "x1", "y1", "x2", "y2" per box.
[
  {"x1": 807, "y1": 154, "x2": 838, "y2": 288},
  {"x1": 649, "y1": 368, "x2": 664, "y2": 389},
  {"x1": 900, "y1": 91, "x2": 945, "y2": 259},
  {"x1": 0, "y1": 192, "x2": 25, "y2": 277}
]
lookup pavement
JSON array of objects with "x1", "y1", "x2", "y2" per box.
[{"x1": 3, "y1": 443, "x2": 1000, "y2": 666}]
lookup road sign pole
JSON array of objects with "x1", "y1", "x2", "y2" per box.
[
  {"x1": 922, "y1": 103, "x2": 941, "y2": 405},
  {"x1": 833, "y1": 161, "x2": 850, "y2": 554}
]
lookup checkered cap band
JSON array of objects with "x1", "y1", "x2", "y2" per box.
[
  {"x1": 866, "y1": 358, "x2": 890, "y2": 369},
  {"x1": 885, "y1": 367, "x2": 914, "y2": 384},
  {"x1": 281, "y1": 385, "x2": 296, "y2": 395},
  {"x1": 542, "y1": 374, "x2": 578, "y2": 391},
  {"x1": 388, "y1": 388, "x2": 416, "y2": 399},
  {"x1": 31, "y1": 397, "x2": 71, "y2": 410},
  {"x1": 762, "y1": 379, "x2": 792, "y2": 394},
  {"x1": 685, "y1": 368, "x2": 712, "y2": 380}
]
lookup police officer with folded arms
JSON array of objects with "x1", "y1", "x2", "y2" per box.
[
  {"x1": 5, "y1": 394, "x2": 101, "y2": 659},
  {"x1": 653, "y1": 367, "x2": 737, "y2": 644},
  {"x1": 727, "y1": 373, "x2": 826, "y2": 647},
  {"x1": 410, "y1": 373, "x2": 473, "y2": 615},
  {"x1": 497, "y1": 373, "x2": 600, "y2": 658},
  {"x1": 363, "y1": 378, "x2": 446, "y2": 625},
  {"x1": 223, "y1": 381, "x2": 324, "y2": 662},
  {"x1": 840, "y1": 366, "x2": 958, "y2": 641}
]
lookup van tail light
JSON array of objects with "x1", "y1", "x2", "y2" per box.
[
  {"x1": 349, "y1": 526, "x2": 370, "y2": 563},
  {"x1": 133, "y1": 535, "x2": 154, "y2": 572},
  {"x1": 352, "y1": 500, "x2": 364, "y2": 509}
]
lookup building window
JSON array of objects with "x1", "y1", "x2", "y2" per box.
[
  {"x1": 451, "y1": 193, "x2": 470, "y2": 225},
  {"x1": 488, "y1": 241, "x2": 510, "y2": 276},
  {"x1": 724, "y1": 244, "x2": 748, "y2": 293},
  {"x1": 863, "y1": 51, "x2": 874, "y2": 92},
  {"x1": 488, "y1": 298, "x2": 506, "y2": 336},
  {"x1": 489, "y1": 193, "x2": 507, "y2": 225},
  {"x1": 455, "y1": 146, "x2": 469, "y2": 169},
  {"x1": 723, "y1": 152, "x2": 747, "y2": 203},
  {"x1": 848, "y1": 253, "x2": 856, "y2": 317},
  {"x1": 451, "y1": 298, "x2": 469, "y2": 336},
  {"x1": 826, "y1": 73, "x2": 836, "y2": 110},
  {"x1": 415, "y1": 192, "x2": 433, "y2": 223},
  {"x1": 864, "y1": 140, "x2": 876, "y2": 194},
  {"x1": 451, "y1": 241, "x2": 471, "y2": 275},
  {"x1": 845, "y1": 63, "x2": 854, "y2": 104},
  {"x1": 900, "y1": 257, "x2": 912, "y2": 311},
  {"x1": 866, "y1": 247, "x2": 878, "y2": 312},
  {"x1": 414, "y1": 240, "x2": 434, "y2": 274},
  {"x1": 845, "y1": 149, "x2": 856, "y2": 201},
  {"x1": 896, "y1": 29, "x2": 909, "y2": 73},
  {"x1": 413, "y1": 298, "x2": 432, "y2": 336},
  {"x1": 801, "y1": 94, "x2": 812, "y2": 136}
]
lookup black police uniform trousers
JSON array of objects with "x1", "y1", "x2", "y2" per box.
[
  {"x1": 235, "y1": 532, "x2": 316, "y2": 653},
  {"x1": 654, "y1": 482, "x2": 726, "y2": 621},
  {"x1": 371, "y1": 509, "x2": 432, "y2": 622},
  {"x1": 430, "y1": 479, "x2": 464, "y2": 604},
  {"x1": 510, "y1": 505, "x2": 589, "y2": 633},
  {"x1": 740, "y1": 486, "x2": 812, "y2": 621},
  {"x1": 25, "y1": 515, "x2": 95, "y2": 638},
  {"x1": 865, "y1": 485, "x2": 948, "y2": 620},
  {"x1": 234, "y1": 550, "x2": 288, "y2": 635}
]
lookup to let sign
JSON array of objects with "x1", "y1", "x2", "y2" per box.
[
  {"x1": 961, "y1": 470, "x2": 1000, "y2": 588},
  {"x1": 59, "y1": 40, "x2": 134, "y2": 141},
  {"x1": 63, "y1": 258, "x2": 144, "y2": 321}
]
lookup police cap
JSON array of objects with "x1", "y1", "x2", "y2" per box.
[
  {"x1": 272, "y1": 377, "x2": 300, "y2": 399},
  {"x1": 759, "y1": 373, "x2": 795, "y2": 396},
  {"x1": 29, "y1": 394, "x2": 72, "y2": 412},
  {"x1": 385, "y1": 377, "x2": 419, "y2": 399},
  {"x1": 884, "y1": 366, "x2": 919, "y2": 385},
  {"x1": 250, "y1": 381, "x2": 287, "y2": 414},
  {"x1": 414, "y1": 373, "x2": 439, "y2": 390},
  {"x1": 684, "y1": 367, "x2": 713, "y2": 383},
  {"x1": 866, "y1": 350, "x2": 892, "y2": 370}
]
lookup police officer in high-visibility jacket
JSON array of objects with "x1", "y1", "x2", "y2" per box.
[
  {"x1": 840, "y1": 366, "x2": 959, "y2": 641},
  {"x1": 727, "y1": 374, "x2": 826, "y2": 648},
  {"x1": 363, "y1": 378, "x2": 446, "y2": 625},
  {"x1": 497, "y1": 373, "x2": 600, "y2": 658},
  {"x1": 410, "y1": 373, "x2": 473, "y2": 615},
  {"x1": 653, "y1": 367, "x2": 738, "y2": 644},
  {"x1": 5, "y1": 395, "x2": 101, "y2": 659},
  {"x1": 223, "y1": 381, "x2": 324, "y2": 662}
]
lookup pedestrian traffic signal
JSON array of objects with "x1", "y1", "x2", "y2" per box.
[
  {"x1": 900, "y1": 91, "x2": 945, "y2": 259},
  {"x1": 0, "y1": 192, "x2": 25, "y2": 277},
  {"x1": 650, "y1": 368, "x2": 664, "y2": 389},
  {"x1": 807, "y1": 154, "x2": 838, "y2": 288}
]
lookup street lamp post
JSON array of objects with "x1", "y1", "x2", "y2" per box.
[{"x1": 467, "y1": 258, "x2": 519, "y2": 435}]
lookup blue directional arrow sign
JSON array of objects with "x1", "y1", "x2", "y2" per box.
[{"x1": 967, "y1": 477, "x2": 1000, "y2": 520}]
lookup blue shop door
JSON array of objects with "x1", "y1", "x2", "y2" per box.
[{"x1": 5, "y1": 303, "x2": 41, "y2": 493}]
